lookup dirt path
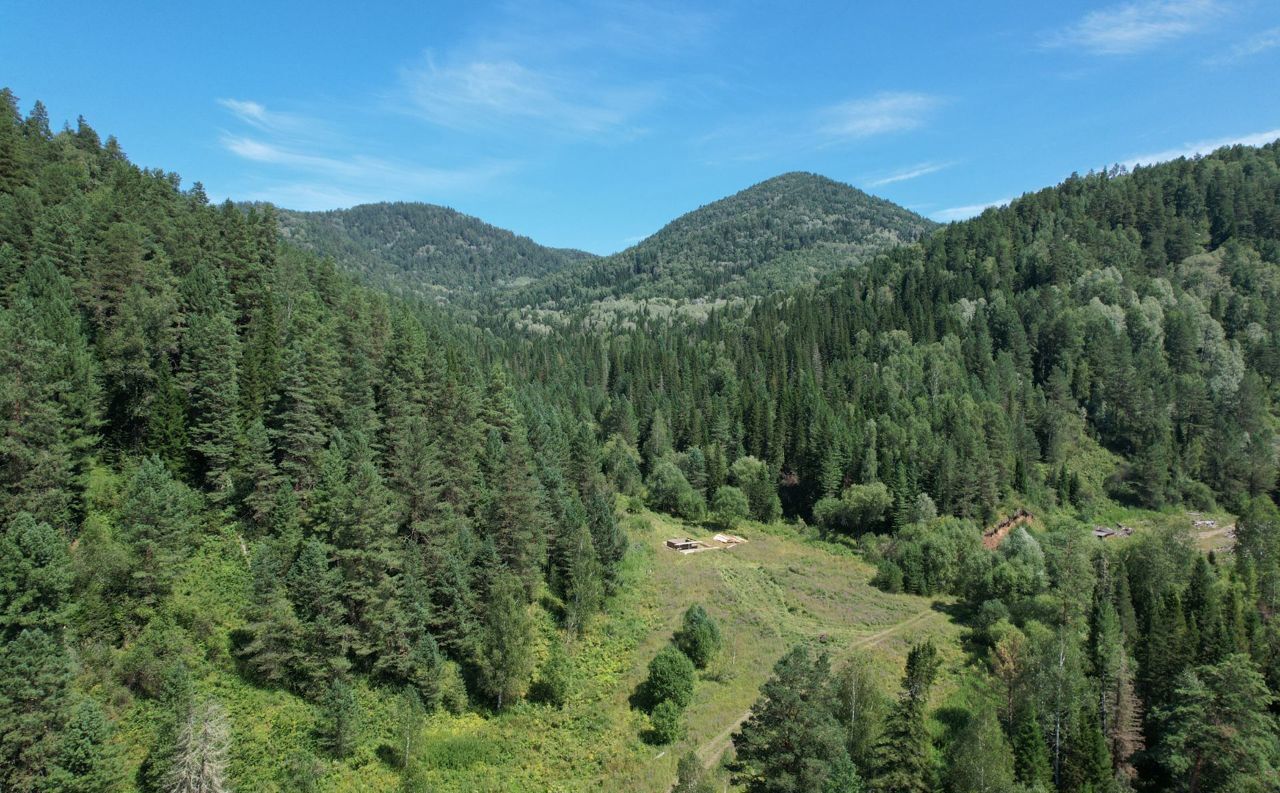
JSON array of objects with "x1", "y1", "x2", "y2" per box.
[{"x1": 694, "y1": 608, "x2": 944, "y2": 770}]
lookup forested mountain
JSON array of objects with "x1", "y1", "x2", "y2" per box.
[
  {"x1": 4, "y1": 83, "x2": 1280, "y2": 793},
  {"x1": 507, "y1": 146, "x2": 1280, "y2": 524},
  {"x1": 510, "y1": 171, "x2": 936, "y2": 312},
  {"x1": 277, "y1": 202, "x2": 596, "y2": 301}
]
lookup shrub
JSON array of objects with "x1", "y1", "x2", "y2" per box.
[
  {"x1": 648, "y1": 699, "x2": 685, "y2": 744},
  {"x1": 648, "y1": 459, "x2": 705, "y2": 521},
  {"x1": 872, "y1": 561, "x2": 904, "y2": 593},
  {"x1": 673, "y1": 751, "x2": 716, "y2": 793},
  {"x1": 673, "y1": 605, "x2": 723, "y2": 669},
  {"x1": 730, "y1": 456, "x2": 781, "y2": 522},
  {"x1": 818, "y1": 482, "x2": 894, "y2": 535},
  {"x1": 532, "y1": 642, "x2": 573, "y2": 708},
  {"x1": 711, "y1": 485, "x2": 750, "y2": 529},
  {"x1": 437, "y1": 660, "x2": 470, "y2": 714},
  {"x1": 644, "y1": 645, "x2": 695, "y2": 710}
]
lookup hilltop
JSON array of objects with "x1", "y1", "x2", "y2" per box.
[
  {"x1": 277, "y1": 202, "x2": 597, "y2": 301},
  {"x1": 509, "y1": 171, "x2": 936, "y2": 312},
  {"x1": 277, "y1": 173, "x2": 935, "y2": 316}
]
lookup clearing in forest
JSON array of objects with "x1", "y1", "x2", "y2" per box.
[{"x1": 409, "y1": 510, "x2": 962, "y2": 793}]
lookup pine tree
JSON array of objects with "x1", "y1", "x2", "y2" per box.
[
  {"x1": 872, "y1": 642, "x2": 939, "y2": 793},
  {"x1": 555, "y1": 517, "x2": 603, "y2": 635},
  {"x1": 733, "y1": 645, "x2": 848, "y2": 793},
  {"x1": 1155, "y1": 654, "x2": 1280, "y2": 792},
  {"x1": 0, "y1": 298, "x2": 75, "y2": 529},
  {"x1": 239, "y1": 418, "x2": 282, "y2": 532},
  {"x1": 480, "y1": 429, "x2": 546, "y2": 596},
  {"x1": 0, "y1": 628, "x2": 72, "y2": 792},
  {"x1": 116, "y1": 457, "x2": 199, "y2": 612},
  {"x1": 47, "y1": 696, "x2": 120, "y2": 793},
  {"x1": 178, "y1": 263, "x2": 241, "y2": 497},
  {"x1": 1009, "y1": 701, "x2": 1053, "y2": 790},
  {"x1": 584, "y1": 477, "x2": 626, "y2": 590},
  {"x1": 318, "y1": 679, "x2": 359, "y2": 759}
]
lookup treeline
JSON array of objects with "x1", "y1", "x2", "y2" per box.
[
  {"x1": 502, "y1": 142, "x2": 1280, "y2": 526},
  {"x1": 0, "y1": 90, "x2": 621, "y2": 791}
]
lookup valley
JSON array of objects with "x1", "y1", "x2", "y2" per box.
[{"x1": 2, "y1": 85, "x2": 1280, "y2": 793}]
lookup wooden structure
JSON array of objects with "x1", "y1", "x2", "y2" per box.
[
  {"x1": 1092, "y1": 525, "x2": 1134, "y2": 540},
  {"x1": 665, "y1": 533, "x2": 749, "y2": 555},
  {"x1": 666, "y1": 538, "x2": 703, "y2": 551}
]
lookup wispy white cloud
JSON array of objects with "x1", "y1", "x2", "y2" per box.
[
  {"x1": 864, "y1": 161, "x2": 954, "y2": 188},
  {"x1": 932, "y1": 198, "x2": 1013, "y2": 223},
  {"x1": 397, "y1": 55, "x2": 658, "y2": 138},
  {"x1": 696, "y1": 91, "x2": 945, "y2": 164},
  {"x1": 217, "y1": 101, "x2": 513, "y2": 209},
  {"x1": 391, "y1": 1, "x2": 710, "y2": 139},
  {"x1": 1207, "y1": 26, "x2": 1280, "y2": 64},
  {"x1": 1124, "y1": 128, "x2": 1280, "y2": 167},
  {"x1": 818, "y1": 92, "x2": 943, "y2": 140},
  {"x1": 1045, "y1": 0, "x2": 1221, "y2": 55},
  {"x1": 217, "y1": 99, "x2": 306, "y2": 134}
]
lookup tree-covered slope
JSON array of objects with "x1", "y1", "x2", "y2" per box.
[
  {"x1": 0, "y1": 90, "x2": 627, "y2": 792},
  {"x1": 511, "y1": 172, "x2": 936, "y2": 311},
  {"x1": 504, "y1": 142, "x2": 1280, "y2": 525},
  {"x1": 277, "y1": 201, "x2": 596, "y2": 301}
]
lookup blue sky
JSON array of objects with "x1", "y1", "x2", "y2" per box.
[{"x1": 3, "y1": 1, "x2": 1279, "y2": 254}]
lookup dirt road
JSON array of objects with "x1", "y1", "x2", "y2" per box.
[{"x1": 693, "y1": 608, "x2": 944, "y2": 770}]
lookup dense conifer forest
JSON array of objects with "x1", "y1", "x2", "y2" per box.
[{"x1": 3, "y1": 87, "x2": 1280, "y2": 792}]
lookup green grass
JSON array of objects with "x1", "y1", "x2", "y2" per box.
[{"x1": 99, "y1": 509, "x2": 964, "y2": 792}]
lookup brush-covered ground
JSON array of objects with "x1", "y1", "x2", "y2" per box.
[{"x1": 95, "y1": 502, "x2": 965, "y2": 792}]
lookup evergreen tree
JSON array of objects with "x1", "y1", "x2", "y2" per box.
[
  {"x1": 872, "y1": 642, "x2": 939, "y2": 793},
  {"x1": 47, "y1": 696, "x2": 119, "y2": 793},
  {"x1": 1009, "y1": 702, "x2": 1052, "y2": 790},
  {"x1": 178, "y1": 263, "x2": 240, "y2": 498},
  {"x1": 733, "y1": 646, "x2": 848, "y2": 793},
  {"x1": 318, "y1": 678, "x2": 359, "y2": 759},
  {"x1": 1154, "y1": 654, "x2": 1279, "y2": 793}
]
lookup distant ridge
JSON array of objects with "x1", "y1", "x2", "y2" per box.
[
  {"x1": 276, "y1": 173, "x2": 935, "y2": 312},
  {"x1": 277, "y1": 202, "x2": 596, "y2": 300},
  {"x1": 503, "y1": 171, "x2": 935, "y2": 310}
]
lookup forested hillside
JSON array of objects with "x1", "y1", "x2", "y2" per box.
[
  {"x1": 0, "y1": 90, "x2": 625, "y2": 792},
  {"x1": 277, "y1": 202, "x2": 596, "y2": 301},
  {"x1": 510, "y1": 172, "x2": 935, "y2": 314},
  {"x1": 501, "y1": 141, "x2": 1280, "y2": 792},
  {"x1": 4, "y1": 83, "x2": 1280, "y2": 793},
  {"x1": 508, "y1": 146, "x2": 1280, "y2": 523}
]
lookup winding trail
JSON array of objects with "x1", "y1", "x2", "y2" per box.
[{"x1": 693, "y1": 608, "x2": 944, "y2": 770}]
